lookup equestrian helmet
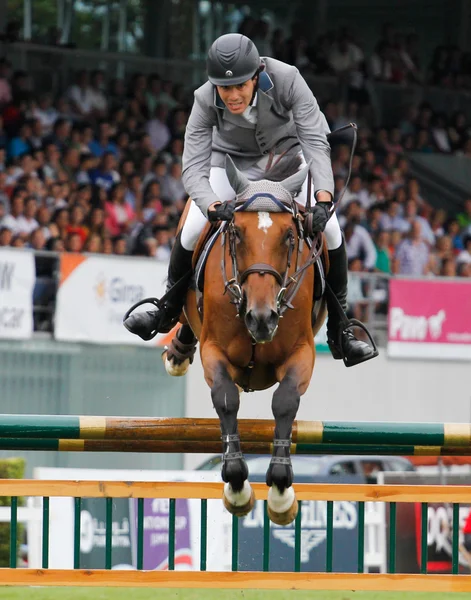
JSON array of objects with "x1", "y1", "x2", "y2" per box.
[{"x1": 207, "y1": 33, "x2": 261, "y2": 86}]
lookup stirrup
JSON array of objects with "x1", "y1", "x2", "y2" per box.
[
  {"x1": 123, "y1": 297, "x2": 162, "y2": 340},
  {"x1": 335, "y1": 318, "x2": 379, "y2": 368}
]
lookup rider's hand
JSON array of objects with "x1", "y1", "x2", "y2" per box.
[
  {"x1": 208, "y1": 200, "x2": 235, "y2": 222},
  {"x1": 306, "y1": 201, "x2": 334, "y2": 233}
]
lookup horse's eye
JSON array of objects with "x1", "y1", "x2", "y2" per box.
[{"x1": 234, "y1": 227, "x2": 243, "y2": 243}]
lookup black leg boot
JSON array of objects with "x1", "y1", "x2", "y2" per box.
[
  {"x1": 124, "y1": 232, "x2": 193, "y2": 340},
  {"x1": 326, "y1": 239, "x2": 378, "y2": 366}
]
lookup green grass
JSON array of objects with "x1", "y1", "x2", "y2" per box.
[{"x1": 0, "y1": 591, "x2": 470, "y2": 600}]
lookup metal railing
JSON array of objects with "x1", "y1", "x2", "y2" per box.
[{"x1": 2, "y1": 479, "x2": 471, "y2": 591}]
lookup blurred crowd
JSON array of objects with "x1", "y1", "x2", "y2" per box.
[
  {"x1": 0, "y1": 64, "x2": 190, "y2": 259},
  {"x1": 246, "y1": 19, "x2": 471, "y2": 92},
  {"x1": 0, "y1": 28, "x2": 470, "y2": 288}
]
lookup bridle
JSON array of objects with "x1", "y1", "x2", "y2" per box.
[
  {"x1": 221, "y1": 122, "x2": 359, "y2": 325},
  {"x1": 220, "y1": 196, "x2": 324, "y2": 322}
]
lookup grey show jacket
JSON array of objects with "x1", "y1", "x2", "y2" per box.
[{"x1": 182, "y1": 57, "x2": 334, "y2": 217}]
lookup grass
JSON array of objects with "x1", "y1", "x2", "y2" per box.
[{"x1": 0, "y1": 590, "x2": 470, "y2": 600}]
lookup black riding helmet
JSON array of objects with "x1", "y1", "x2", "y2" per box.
[{"x1": 207, "y1": 33, "x2": 261, "y2": 87}]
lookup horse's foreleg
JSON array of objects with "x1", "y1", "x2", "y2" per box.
[
  {"x1": 203, "y1": 348, "x2": 255, "y2": 517},
  {"x1": 266, "y1": 347, "x2": 314, "y2": 525}
]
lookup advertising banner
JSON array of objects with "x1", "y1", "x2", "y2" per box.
[
  {"x1": 55, "y1": 254, "x2": 170, "y2": 346},
  {"x1": 0, "y1": 249, "x2": 34, "y2": 339},
  {"x1": 239, "y1": 497, "x2": 359, "y2": 572},
  {"x1": 388, "y1": 279, "x2": 471, "y2": 360},
  {"x1": 32, "y1": 467, "x2": 231, "y2": 571}
]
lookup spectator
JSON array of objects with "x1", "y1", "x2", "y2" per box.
[
  {"x1": 29, "y1": 227, "x2": 46, "y2": 251},
  {"x1": 375, "y1": 231, "x2": 392, "y2": 273},
  {"x1": 457, "y1": 235, "x2": 471, "y2": 265},
  {"x1": 160, "y1": 161, "x2": 187, "y2": 206},
  {"x1": 30, "y1": 94, "x2": 58, "y2": 135},
  {"x1": 0, "y1": 58, "x2": 12, "y2": 106},
  {"x1": 89, "y1": 152, "x2": 120, "y2": 191},
  {"x1": 146, "y1": 105, "x2": 171, "y2": 152},
  {"x1": 88, "y1": 120, "x2": 118, "y2": 157},
  {"x1": 380, "y1": 200, "x2": 408, "y2": 233},
  {"x1": 113, "y1": 235, "x2": 128, "y2": 255},
  {"x1": 67, "y1": 70, "x2": 95, "y2": 117},
  {"x1": 87, "y1": 206, "x2": 107, "y2": 239},
  {"x1": 344, "y1": 220, "x2": 378, "y2": 271},
  {"x1": 440, "y1": 257, "x2": 457, "y2": 277},
  {"x1": 21, "y1": 197, "x2": 39, "y2": 236},
  {"x1": 104, "y1": 184, "x2": 135, "y2": 237},
  {"x1": 457, "y1": 199, "x2": 471, "y2": 230},
  {"x1": 457, "y1": 262, "x2": 471, "y2": 277},
  {"x1": 65, "y1": 231, "x2": 83, "y2": 252},
  {"x1": 89, "y1": 70, "x2": 108, "y2": 117},
  {"x1": 44, "y1": 119, "x2": 71, "y2": 153},
  {"x1": 66, "y1": 204, "x2": 89, "y2": 246},
  {"x1": 0, "y1": 225, "x2": 13, "y2": 246},
  {"x1": 7, "y1": 122, "x2": 32, "y2": 159},
  {"x1": 83, "y1": 233, "x2": 102, "y2": 253},
  {"x1": 403, "y1": 199, "x2": 435, "y2": 245},
  {"x1": 1, "y1": 195, "x2": 27, "y2": 234},
  {"x1": 393, "y1": 220, "x2": 431, "y2": 276}
]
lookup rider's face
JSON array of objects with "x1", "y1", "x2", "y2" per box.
[{"x1": 217, "y1": 78, "x2": 256, "y2": 114}]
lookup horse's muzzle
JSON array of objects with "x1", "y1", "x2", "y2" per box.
[{"x1": 244, "y1": 308, "x2": 279, "y2": 344}]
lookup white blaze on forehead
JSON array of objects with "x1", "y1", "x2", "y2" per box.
[{"x1": 258, "y1": 211, "x2": 273, "y2": 234}]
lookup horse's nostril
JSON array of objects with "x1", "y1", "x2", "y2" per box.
[{"x1": 245, "y1": 310, "x2": 257, "y2": 331}]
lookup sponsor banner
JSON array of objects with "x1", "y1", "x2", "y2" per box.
[
  {"x1": 388, "y1": 279, "x2": 471, "y2": 360},
  {"x1": 239, "y1": 497, "x2": 359, "y2": 572},
  {"x1": 55, "y1": 254, "x2": 170, "y2": 346},
  {"x1": 33, "y1": 467, "x2": 231, "y2": 571},
  {"x1": 0, "y1": 249, "x2": 34, "y2": 339}
]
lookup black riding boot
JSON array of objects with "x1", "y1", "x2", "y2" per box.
[
  {"x1": 326, "y1": 239, "x2": 377, "y2": 366},
  {"x1": 124, "y1": 232, "x2": 193, "y2": 340}
]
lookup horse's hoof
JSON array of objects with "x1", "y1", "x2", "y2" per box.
[
  {"x1": 162, "y1": 349, "x2": 191, "y2": 377},
  {"x1": 268, "y1": 497, "x2": 298, "y2": 525},
  {"x1": 222, "y1": 481, "x2": 256, "y2": 517},
  {"x1": 267, "y1": 486, "x2": 298, "y2": 525}
]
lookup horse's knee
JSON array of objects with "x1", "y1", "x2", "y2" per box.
[
  {"x1": 211, "y1": 368, "x2": 240, "y2": 416},
  {"x1": 272, "y1": 377, "x2": 300, "y2": 421}
]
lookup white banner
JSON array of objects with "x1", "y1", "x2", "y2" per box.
[
  {"x1": 55, "y1": 254, "x2": 171, "y2": 345},
  {"x1": 0, "y1": 249, "x2": 34, "y2": 339},
  {"x1": 32, "y1": 467, "x2": 231, "y2": 571}
]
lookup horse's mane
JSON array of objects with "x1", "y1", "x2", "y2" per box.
[{"x1": 263, "y1": 152, "x2": 302, "y2": 182}]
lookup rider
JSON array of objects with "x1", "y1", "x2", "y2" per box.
[{"x1": 124, "y1": 33, "x2": 376, "y2": 366}]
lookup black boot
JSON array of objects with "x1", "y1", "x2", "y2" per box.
[
  {"x1": 326, "y1": 239, "x2": 378, "y2": 366},
  {"x1": 124, "y1": 232, "x2": 193, "y2": 340}
]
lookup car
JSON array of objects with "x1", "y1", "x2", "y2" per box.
[{"x1": 196, "y1": 453, "x2": 415, "y2": 483}]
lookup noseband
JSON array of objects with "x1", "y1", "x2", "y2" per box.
[{"x1": 221, "y1": 199, "x2": 323, "y2": 320}]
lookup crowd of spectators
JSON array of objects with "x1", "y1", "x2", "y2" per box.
[
  {"x1": 251, "y1": 19, "x2": 471, "y2": 92},
  {"x1": 0, "y1": 34, "x2": 470, "y2": 291},
  {"x1": 0, "y1": 63, "x2": 190, "y2": 259}
]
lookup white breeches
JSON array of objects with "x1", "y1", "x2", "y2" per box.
[{"x1": 180, "y1": 154, "x2": 342, "y2": 251}]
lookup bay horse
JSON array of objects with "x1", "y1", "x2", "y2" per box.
[{"x1": 165, "y1": 156, "x2": 327, "y2": 525}]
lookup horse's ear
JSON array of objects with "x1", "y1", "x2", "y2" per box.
[
  {"x1": 225, "y1": 155, "x2": 250, "y2": 196},
  {"x1": 280, "y1": 162, "x2": 311, "y2": 197}
]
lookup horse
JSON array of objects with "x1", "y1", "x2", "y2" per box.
[{"x1": 163, "y1": 155, "x2": 327, "y2": 525}]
